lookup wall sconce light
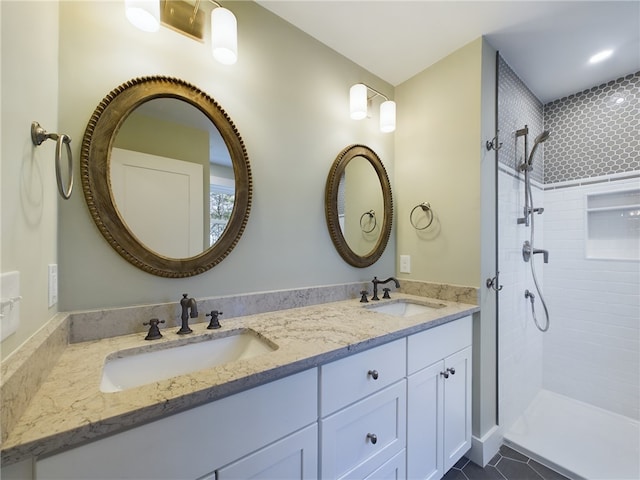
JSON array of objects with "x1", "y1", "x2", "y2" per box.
[
  {"x1": 349, "y1": 83, "x2": 396, "y2": 133},
  {"x1": 125, "y1": 0, "x2": 161, "y2": 32},
  {"x1": 125, "y1": 0, "x2": 237, "y2": 65}
]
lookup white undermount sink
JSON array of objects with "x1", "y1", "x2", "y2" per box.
[
  {"x1": 100, "y1": 330, "x2": 277, "y2": 393},
  {"x1": 365, "y1": 300, "x2": 446, "y2": 317}
]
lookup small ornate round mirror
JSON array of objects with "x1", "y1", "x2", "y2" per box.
[
  {"x1": 325, "y1": 144, "x2": 393, "y2": 267},
  {"x1": 81, "y1": 76, "x2": 252, "y2": 278}
]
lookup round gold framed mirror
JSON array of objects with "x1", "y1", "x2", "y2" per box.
[
  {"x1": 325, "y1": 144, "x2": 393, "y2": 268},
  {"x1": 81, "y1": 76, "x2": 252, "y2": 278}
]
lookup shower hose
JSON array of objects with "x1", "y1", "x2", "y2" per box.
[{"x1": 525, "y1": 177, "x2": 550, "y2": 332}]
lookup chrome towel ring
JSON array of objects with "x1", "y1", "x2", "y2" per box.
[
  {"x1": 360, "y1": 210, "x2": 377, "y2": 233},
  {"x1": 31, "y1": 121, "x2": 73, "y2": 199},
  {"x1": 410, "y1": 202, "x2": 434, "y2": 230}
]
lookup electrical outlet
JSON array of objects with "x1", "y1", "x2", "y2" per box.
[
  {"x1": 48, "y1": 264, "x2": 58, "y2": 307},
  {"x1": 400, "y1": 255, "x2": 411, "y2": 273}
]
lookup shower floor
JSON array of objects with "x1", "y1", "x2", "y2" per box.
[{"x1": 503, "y1": 389, "x2": 639, "y2": 480}]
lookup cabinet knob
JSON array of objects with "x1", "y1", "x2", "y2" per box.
[
  {"x1": 447, "y1": 367, "x2": 456, "y2": 375},
  {"x1": 367, "y1": 369, "x2": 379, "y2": 380},
  {"x1": 366, "y1": 433, "x2": 378, "y2": 445},
  {"x1": 440, "y1": 371, "x2": 449, "y2": 379}
]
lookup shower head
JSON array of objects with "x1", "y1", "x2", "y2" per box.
[
  {"x1": 535, "y1": 131, "x2": 550, "y2": 144},
  {"x1": 527, "y1": 130, "x2": 550, "y2": 168}
]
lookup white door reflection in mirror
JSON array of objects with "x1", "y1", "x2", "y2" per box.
[
  {"x1": 111, "y1": 148, "x2": 204, "y2": 258},
  {"x1": 112, "y1": 98, "x2": 234, "y2": 257}
]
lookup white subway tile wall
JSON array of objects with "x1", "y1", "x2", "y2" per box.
[
  {"x1": 498, "y1": 168, "x2": 545, "y2": 431},
  {"x1": 543, "y1": 176, "x2": 640, "y2": 420}
]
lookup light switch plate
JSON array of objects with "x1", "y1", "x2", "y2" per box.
[
  {"x1": 1, "y1": 271, "x2": 21, "y2": 341},
  {"x1": 400, "y1": 255, "x2": 411, "y2": 273}
]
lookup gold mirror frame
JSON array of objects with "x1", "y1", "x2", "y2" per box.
[
  {"x1": 81, "y1": 76, "x2": 252, "y2": 278},
  {"x1": 325, "y1": 144, "x2": 393, "y2": 268}
]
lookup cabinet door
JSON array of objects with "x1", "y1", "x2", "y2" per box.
[
  {"x1": 407, "y1": 362, "x2": 443, "y2": 480},
  {"x1": 443, "y1": 346, "x2": 472, "y2": 472},
  {"x1": 214, "y1": 424, "x2": 317, "y2": 480}
]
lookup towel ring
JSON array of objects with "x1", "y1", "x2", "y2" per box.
[
  {"x1": 360, "y1": 210, "x2": 377, "y2": 233},
  {"x1": 410, "y1": 202, "x2": 434, "y2": 230},
  {"x1": 31, "y1": 121, "x2": 73, "y2": 199}
]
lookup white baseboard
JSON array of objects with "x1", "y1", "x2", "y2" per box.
[{"x1": 467, "y1": 425, "x2": 502, "y2": 467}]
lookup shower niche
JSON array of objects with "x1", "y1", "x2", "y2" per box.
[{"x1": 586, "y1": 188, "x2": 640, "y2": 260}]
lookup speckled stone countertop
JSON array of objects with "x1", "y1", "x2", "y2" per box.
[{"x1": 1, "y1": 294, "x2": 478, "y2": 465}]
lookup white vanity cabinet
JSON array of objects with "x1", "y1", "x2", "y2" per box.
[
  {"x1": 406, "y1": 316, "x2": 472, "y2": 480},
  {"x1": 320, "y1": 339, "x2": 407, "y2": 480},
  {"x1": 35, "y1": 368, "x2": 318, "y2": 480},
  {"x1": 28, "y1": 314, "x2": 474, "y2": 480}
]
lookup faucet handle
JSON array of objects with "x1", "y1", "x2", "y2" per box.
[
  {"x1": 206, "y1": 310, "x2": 223, "y2": 330},
  {"x1": 360, "y1": 291, "x2": 369, "y2": 303},
  {"x1": 143, "y1": 318, "x2": 165, "y2": 340},
  {"x1": 382, "y1": 288, "x2": 391, "y2": 299}
]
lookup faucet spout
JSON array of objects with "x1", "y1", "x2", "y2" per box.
[
  {"x1": 177, "y1": 293, "x2": 198, "y2": 335},
  {"x1": 533, "y1": 247, "x2": 550, "y2": 264},
  {"x1": 371, "y1": 276, "x2": 401, "y2": 301}
]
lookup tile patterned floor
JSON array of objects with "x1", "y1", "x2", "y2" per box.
[{"x1": 443, "y1": 446, "x2": 571, "y2": 480}]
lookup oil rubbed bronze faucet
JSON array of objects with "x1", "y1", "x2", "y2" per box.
[
  {"x1": 177, "y1": 293, "x2": 198, "y2": 335},
  {"x1": 371, "y1": 276, "x2": 400, "y2": 300}
]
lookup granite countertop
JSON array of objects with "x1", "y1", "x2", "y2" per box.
[{"x1": 1, "y1": 294, "x2": 478, "y2": 465}]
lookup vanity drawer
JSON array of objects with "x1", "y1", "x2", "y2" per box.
[
  {"x1": 321, "y1": 338, "x2": 405, "y2": 416},
  {"x1": 407, "y1": 316, "x2": 472, "y2": 374},
  {"x1": 320, "y1": 380, "x2": 406, "y2": 480}
]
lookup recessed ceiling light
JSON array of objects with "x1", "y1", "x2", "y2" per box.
[{"x1": 589, "y1": 49, "x2": 613, "y2": 64}]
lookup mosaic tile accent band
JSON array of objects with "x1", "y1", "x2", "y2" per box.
[
  {"x1": 544, "y1": 72, "x2": 640, "y2": 184},
  {"x1": 497, "y1": 54, "x2": 544, "y2": 183}
]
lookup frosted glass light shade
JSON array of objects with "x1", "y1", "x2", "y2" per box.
[
  {"x1": 125, "y1": 0, "x2": 160, "y2": 32},
  {"x1": 211, "y1": 7, "x2": 238, "y2": 65},
  {"x1": 380, "y1": 100, "x2": 396, "y2": 133},
  {"x1": 350, "y1": 84, "x2": 368, "y2": 120}
]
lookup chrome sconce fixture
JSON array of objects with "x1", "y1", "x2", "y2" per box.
[
  {"x1": 349, "y1": 83, "x2": 396, "y2": 133},
  {"x1": 125, "y1": 0, "x2": 237, "y2": 65}
]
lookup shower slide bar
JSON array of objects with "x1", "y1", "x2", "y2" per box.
[{"x1": 517, "y1": 124, "x2": 551, "y2": 332}]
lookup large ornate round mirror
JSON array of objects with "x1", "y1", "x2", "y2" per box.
[
  {"x1": 81, "y1": 76, "x2": 252, "y2": 278},
  {"x1": 325, "y1": 144, "x2": 392, "y2": 267}
]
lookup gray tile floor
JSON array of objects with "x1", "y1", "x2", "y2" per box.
[{"x1": 443, "y1": 445, "x2": 570, "y2": 480}]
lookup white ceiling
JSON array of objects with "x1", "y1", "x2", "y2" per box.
[{"x1": 256, "y1": 1, "x2": 640, "y2": 104}]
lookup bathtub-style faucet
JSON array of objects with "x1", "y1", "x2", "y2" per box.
[
  {"x1": 371, "y1": 276, "x2": 400, "y2": 301},
  {"x1": 177, "y1": 293, "x2": 198, "y2": 335}
]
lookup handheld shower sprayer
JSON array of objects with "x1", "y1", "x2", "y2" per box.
[{"x1": 526, "y1": 130, "x2": 550, "y2": 170}]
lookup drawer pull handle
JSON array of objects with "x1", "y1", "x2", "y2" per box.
[
  {"x1": 367, "y1": 433, "x2": 378, "y2": 445},
  {"x1": 367, "y1": 369, "x2": 379, "y2": 380},
  {"x1": 440, "y1": 370, "x2": 449, "y2": 379}
]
